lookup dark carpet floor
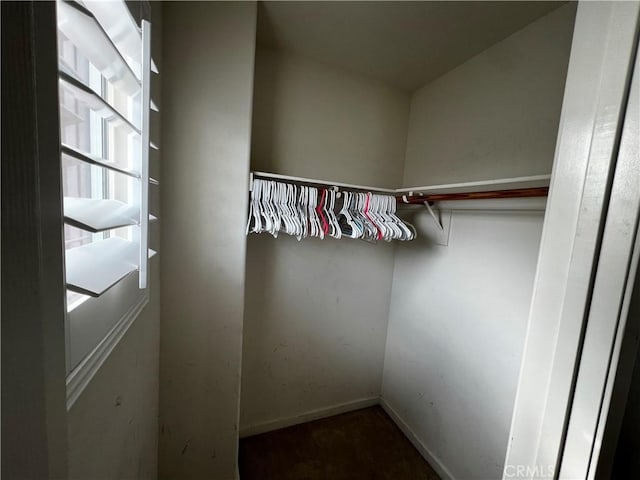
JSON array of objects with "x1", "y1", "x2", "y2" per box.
[{"x1": 238, "y1": 406, "x2": 441, "y2": 480}]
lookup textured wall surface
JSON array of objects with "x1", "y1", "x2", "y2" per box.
[
  {"x1": 159, "y1": 2, "x2": 257, "y2": 479},
  {"x1": 403, "y1": 4, "x2": 576, "y2": 186},
  {"x1": 250, "y1": 49, "x2": 410, "y2": 188},
  {"x1": 241, "y1": 49, "x2": 409, "y2": 433},
  {"x1": 67, "y1": 278, "x2": 161, "y2": 479},
  {"x1": 381, "y1": 5, "x2": 575, "y2": 480},
  {"x1": 383, "y1": 210, "x2": 545, "y2": 480}
]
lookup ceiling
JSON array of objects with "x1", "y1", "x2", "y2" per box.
[{"x1": 257, "y1": 1, "x2": 566, "y2": 92}]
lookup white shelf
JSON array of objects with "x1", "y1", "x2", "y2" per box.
[
  {"x1": 65, "y1": 237, "x2": 139, "y2": 296},
  {"x1": 57, "y1": 0, "x2": 140, "y2": 96},
  {"x1": 64, "y1": 197, "x2": 139, "y2": 233},
  {"x1": 251, "y1": 171, "x2": 396, "y2": 193},
  {"x1": 62, "y1": 143, "x2": 140, "y2": 178},
  {"x1": 251, "y1": 171, "x2": 551, "y2": 196},
  {"x1": 395, "y1": 174, "x2": 552, "y2": 195}
]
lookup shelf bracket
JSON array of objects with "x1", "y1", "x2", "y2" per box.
[
  {"x1": 401, "y1": 192, "x2": 444, "y2": 233},
  {"x1": 424, "y1": 201, "x2": 444, "y2": 232}
]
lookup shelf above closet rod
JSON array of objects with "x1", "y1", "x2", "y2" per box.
[
  {"x1": 250, "y1": 171, "x2": 397, "y2": 193},
  {"x1": 394, "y1": 174, "x2": 550, "y2": 195},
  {"x1": 250, "y1": 171, "x2": 551, "y2": 198}
]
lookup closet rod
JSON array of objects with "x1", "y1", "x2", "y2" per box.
[{"x1": 397, "y1": 186, "x2": 549, "y2": 204}]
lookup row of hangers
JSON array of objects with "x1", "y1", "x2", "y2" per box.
[{"x1": 246, "y1": 179, "x2": 416, "y2": 242}]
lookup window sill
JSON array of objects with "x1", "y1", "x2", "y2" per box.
[{"x1": 65, "y1": 290, "x2": 149, "y2": 409}]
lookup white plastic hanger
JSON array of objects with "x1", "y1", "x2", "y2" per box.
[
  {"x1": 327, "y1": 189, "x2": 341, "y2": 239},
  {"x1": 247, "y1": 180, "x2": 417, "y2": 242}
]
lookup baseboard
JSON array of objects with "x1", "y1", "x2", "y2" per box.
[
  {"x1": 380, "y1": 397, "x2": 456, "y2": 480},
  {"x1": 239, "y1": 396, "x2": 379, "y2": 438}
]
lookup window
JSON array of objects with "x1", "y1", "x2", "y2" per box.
[{"x1": 56, "y1": 0, "x2": 156, "y2": 407}]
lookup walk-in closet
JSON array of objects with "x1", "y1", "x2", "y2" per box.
[
  {"x1": 158, "y1": 1, "x2": 640, "y2": 479},
  {"x1": 6, "y1": 1, "x2": 640, "y2": 479},
  {"x1": 236, "y1": 2, "x2": 574, "y2": 478}
]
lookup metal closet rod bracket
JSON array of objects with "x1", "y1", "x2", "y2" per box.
[
  {"x1": 400, "y1": 193, "x2": 444, "y2": 232},
  {"x1": 424, "y1": 201, "x2": 444, "y2": 232}
]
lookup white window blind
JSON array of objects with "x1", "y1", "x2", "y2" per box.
[{"x1": 56, "y1": 0, "x2": 158, "y2": 403}]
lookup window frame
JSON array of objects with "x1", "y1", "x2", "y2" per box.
[{"x1": 55, "y1": 0, "x2": 155, "y2": 408}]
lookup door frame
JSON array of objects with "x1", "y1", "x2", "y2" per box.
[{"x1": 504, "y1": 2, "x2": 640, "y2": 479}]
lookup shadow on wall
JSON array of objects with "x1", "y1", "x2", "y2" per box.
[{"x1": 250, "y1": 47, "x2": 278, "y2": 174}]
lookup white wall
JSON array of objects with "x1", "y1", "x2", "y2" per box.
[
  {"x1": 240, "y1": 48, "x2": 409, "y2": 433},
  {"x1": 66, "y1": 5, "x2": 163, "y2": 479},
  {"x1": 67, "y1": 275, "x2": 161, "y2": 479},
  {"x1": 403, "y1": 4, "x2": 575, "y2": 186},
  {"x1": 383, "y1": 210, "x2": 545, "y2": 480},
  {"x1": 381, "y1": 5, "x2": 575, "y2": 480},
  {"x1": 250, "y1": 48, "x2": 409, "y2": 188},
  {"x1": 158, "y1": 2, "x2": 256, "y2": 479}
]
